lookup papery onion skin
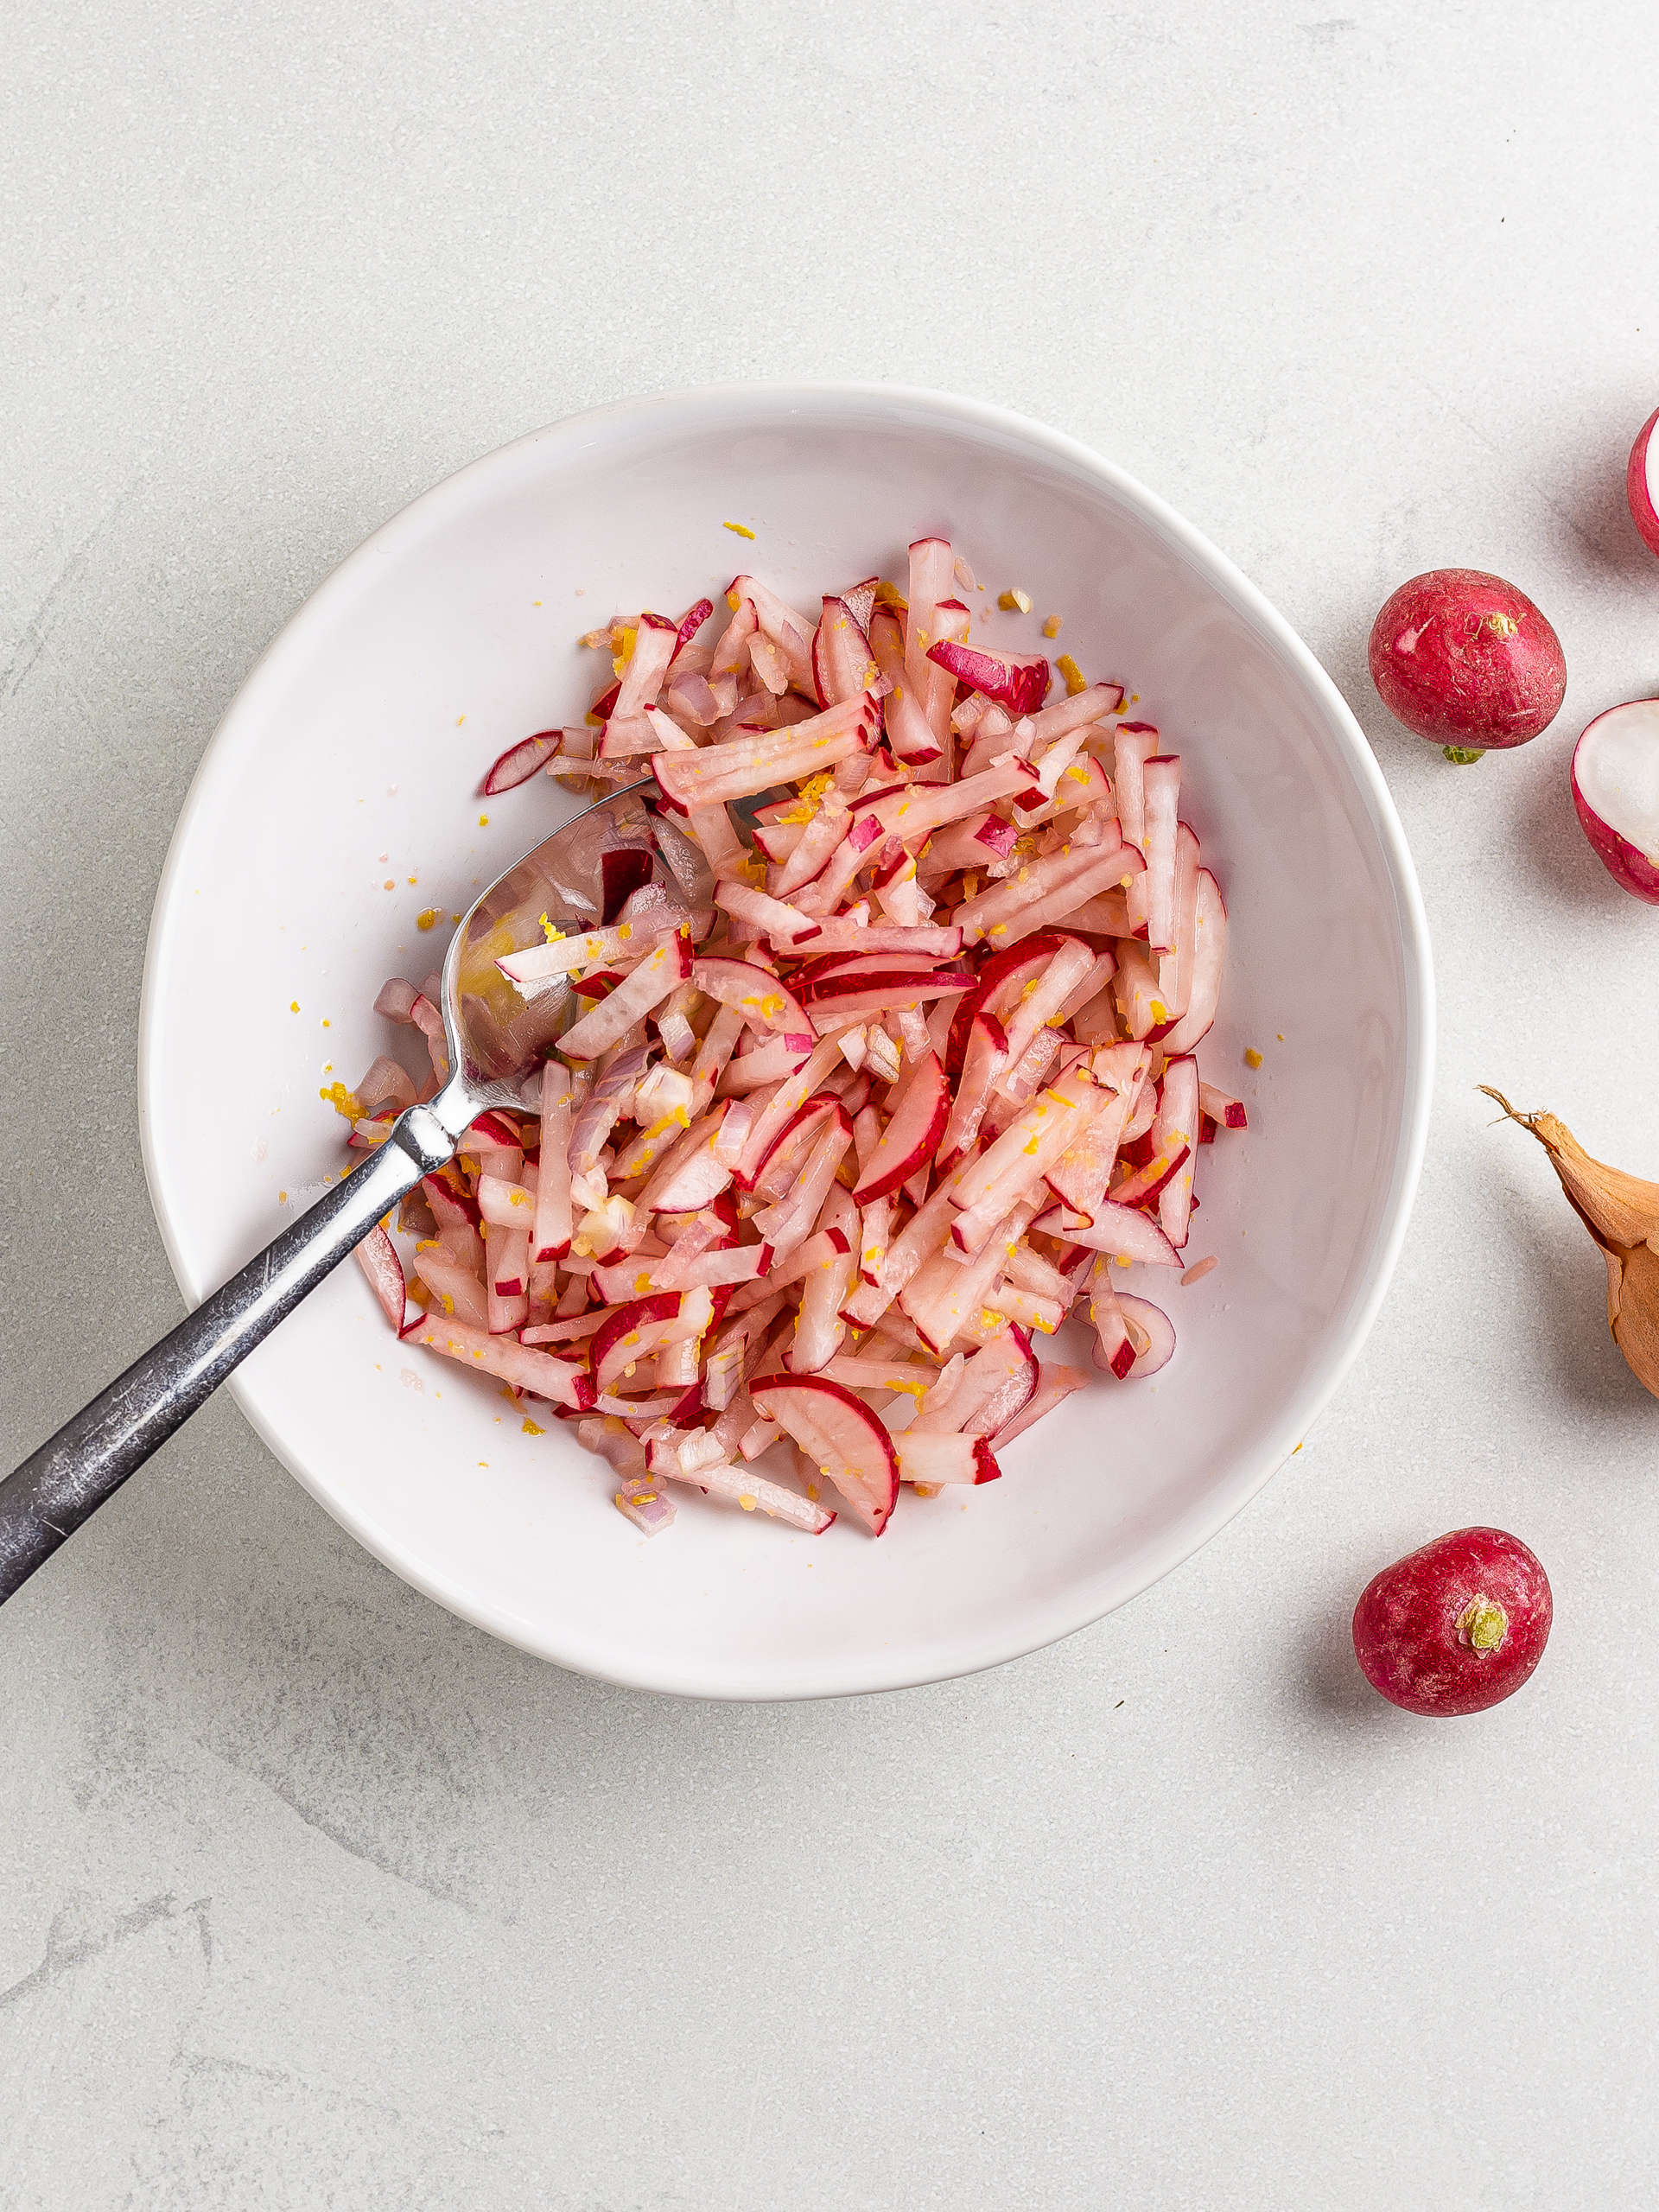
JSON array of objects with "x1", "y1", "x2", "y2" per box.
[
  {"x1": 1481, "y1": 1086, "x2": 1659, "y2": 1400},
  {"x1": 1367, "y1": 569, "x2": 1566, "y2": 753}
]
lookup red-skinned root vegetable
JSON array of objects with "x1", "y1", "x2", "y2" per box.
[
  {"x1": 1367, "y1": 569, "x2": 1566, "y2": 762},
  {"x1": 1481, "y1": 1086, "x2": 1659, "y2": 1398},
  {"x1": 1572, "y1": 699, "x2": 1659, "y2": 904},
  {"x1": 1629, "y1": 407, "x2": 1659, "y2": 560},
  {"x1": 1352, "y1": 1527, "x2": 1551, "y2": 1716}
]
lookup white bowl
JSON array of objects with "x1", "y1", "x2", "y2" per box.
[{"x1": 140, "y1": 383, "x2": 1433, "y2": 1700}]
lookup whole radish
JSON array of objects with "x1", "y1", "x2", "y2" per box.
[
  {"x1": 1367, "y1": 569, "x2": 1566, "y2": 762},
  {"x1": 1351, "y1": 1527, "x2": 1551, "y2": 1716}
]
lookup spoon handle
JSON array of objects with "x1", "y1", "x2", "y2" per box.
[{"x1": 0, "y1": 1099, "x2": 464, "y2": 1606}]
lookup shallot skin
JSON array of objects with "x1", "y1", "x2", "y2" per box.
[
  {"x1": 1367, "y1": 569, "x2": 1566, "y2": 753},
  {"x1": 1352, "y1": 1526, "x2": 1552, "y2": 1718}
]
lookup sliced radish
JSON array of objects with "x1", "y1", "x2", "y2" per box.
[
  {"x1": 1198, "y1": 1082, "x2": 1247, "y2": 1132},
  {"x1": 591, "y1": 1294, "x2": 685, "y2": 1395},
  {"x1": 355, "y1": 1225, "x2": 416, "y2": 1335},
  {"x1": 639, "y1": 1107, "x2": 739, "y2": 1213},
  {"x1": 1572, "y1": 698, "x2": 1659, "y2": 904},
  {"x1": 749, "y1": 1376, "x2": 900, "y2": 1536},
  {"x1": 814, "y1": 594, "x2": 878, "y2": 707},
  {"x1": 1035, "y1": 1199, "x2": 1180, "y2": 1268},
  {"x1": 938, "y1": 1010, "x2": 1011, "y2": 1167},
  {"x1": 925, "y1": 638, "x2": 1050, "y2": 715},
  {"x1": 1115, "y1": 1294, "x2": 1175, "y2": 1379},
  {"x1": 992, "y1": 1361, "x2": 1087, "y2": 1448},
  {"x1": 1155, "y1": 1055, "x2": 1199, "y2": 1249},
  {"x1": 894, "y1": 1432, "x2": 1001, "y2": 1486},
  {"x1": 1158, "y1": 871, "x2": 1226, "y2": 1056},
  {"x1": 559, "y1": 932, "x2": 693, "y2": 1061},
  {"x1": 798, "y1": 967, "x2": 976, "y2": 1025},
  {"x1": 382, "y1": 536, "x2": 1236, "y2": 1544},
  {"x1": 406, "y1": 1313, "x2": 594, "y2": 1408},
  {"x1": 652, "y1": 696, "x2": 876, "y2": 811},
  {"x1": 852, "y1": 1050, "x2": 948, "y2": 1202},
  {"x1": 692, "y1": 956, "x2": 813, "y2": 1037},
  {"x1": 482, "y1": 730, "x2": 561, "y2": 795}
]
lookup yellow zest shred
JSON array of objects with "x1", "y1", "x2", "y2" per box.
[
  {"x1": 1057, "y1": 655, "x2": 1086, "y2": 696},
  {"x1": 998, "y1": 588, "x2": 1033, "y2": 613},
  {"x1": 1042, "y1": 614, "x2": 1063, "y2": 639},
  {"x1": 723, "y1": 521, "x2": 756, "y2": 539},
  {"x1": 320, "y1": 1081, "x2": 359, "y2": 1120},
  {"x1": 1245, "y1": 1047, "x2": 1263, "y2": 1069}
]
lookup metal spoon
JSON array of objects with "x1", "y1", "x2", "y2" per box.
[{"x1": 0, "y1": 780, "x2": 709, "y2": 1605}]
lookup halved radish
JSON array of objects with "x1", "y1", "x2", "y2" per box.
[
  {"x1": 1572, "y1": 698, "x2": 1659, "y2": 903},
  {"x1": 925, "y1": 638, "x2": 1050, "y2": 715},
  {"x1": 852, "y1": 1051, "x2": 948, "y2": 1201},
  {"x1": 1630, "y1": 409, "x2": 1659, "y2": 558},
  {"x1": 749, "y1": 1376, "x2": 900, "y2": 1535}
]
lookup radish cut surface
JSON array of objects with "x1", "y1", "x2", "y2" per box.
[{"x1": 1573, "y1": 698, "x2": 1659, "y2": 904}]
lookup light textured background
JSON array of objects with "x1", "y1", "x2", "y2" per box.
[{"x1": 3, "y1": 2, "x2": 1657, "y2": 2204}]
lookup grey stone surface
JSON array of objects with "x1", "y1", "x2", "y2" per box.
[{"x1": 3, "y1": 1, "x2": 1658, "y2": 2202}]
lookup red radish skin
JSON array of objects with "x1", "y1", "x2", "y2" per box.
[
  {"x1": 1571, "y1": 698, "x2": 1659, "y2": 905},
  {"x1": 1367, "y1": 569, "x2": 1566, "y2": 759},
  {"x1": 1629, "y1": 407, "x2": 1659, "y2": 560},
  {"x1": 1352, "y1": 1527, "x2": 1552, "y2": 1717}
]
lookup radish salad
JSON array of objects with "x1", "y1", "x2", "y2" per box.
[{"x1": 347, "y1": 539, "x2": 1242, "y2": 1541}]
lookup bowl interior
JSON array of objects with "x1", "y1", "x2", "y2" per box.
[{"x1": 140, "y1": 385, "x2": 1430, "y2": 1698}]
